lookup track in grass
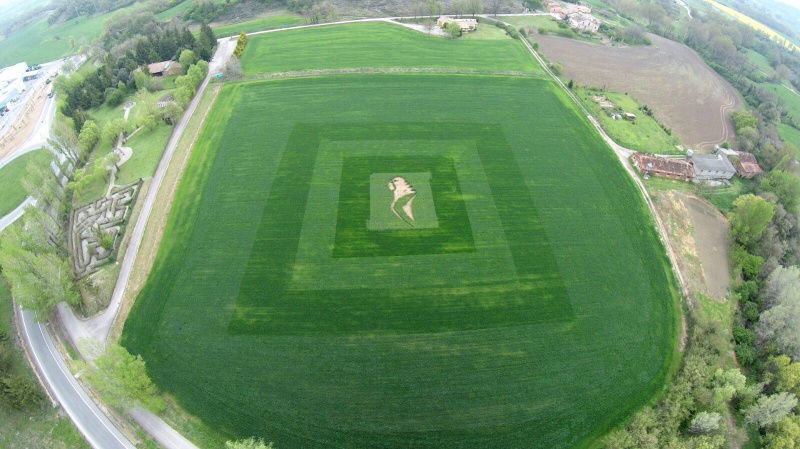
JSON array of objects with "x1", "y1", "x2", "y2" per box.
[{"x1": 123, "y1": 70, "x2": 679, "y2": 448}]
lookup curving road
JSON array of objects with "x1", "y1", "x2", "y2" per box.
[{"x1": 16, "y1": 306, "x2": 135, "y2": 449}]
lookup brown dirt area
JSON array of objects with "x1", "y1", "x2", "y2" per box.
[
  {"x1": 0, "y1": 83, "x2": 48, "y2": 159},
  {"x1": 107, "y1": 85, "x2": 221, "y2": 343},
  {"x1": 532, "y1": 33, "x2": 740, "y2": 149},
  {"x1": 652, "y1": 190, "x2": 730, "y2": 301}
]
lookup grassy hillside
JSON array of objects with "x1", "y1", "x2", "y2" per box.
[
  {"x1": 0, "y1": 6, "x2": 139, "y2": 67},
  {"x1": 0, "y1": 149, "x2": 51, "y2": 217},
  {"x1": 123, "y1": 72, "x2": 679, "y2": 448},
  {"x1": 240, "y1": 21, "x2": 541, "y2": 74},
  {"x1": 779, "y1": 123, "x2": 800, "y2": 157}
]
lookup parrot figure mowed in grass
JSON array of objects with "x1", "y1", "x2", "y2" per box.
[{"x1": 388, "y1": 176, "x2": 416, "y2": 226}]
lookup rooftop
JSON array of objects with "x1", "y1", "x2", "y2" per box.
[{"x1": 690, "y1": 152, "x2": 736, "y2": 174}]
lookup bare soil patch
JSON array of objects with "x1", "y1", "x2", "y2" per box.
[
  {"x1": 683, "y1": 194, "x2": 730, "y2": 300},
  {"x1": 0, "y1": 83, "x2": 48, "y2": 159},
  {"x1": 652, "y1": 190, "x2": 730, "y2": 301},
  {"x1": 533, "y1": 33, "x2": 740, "y2": 149}
]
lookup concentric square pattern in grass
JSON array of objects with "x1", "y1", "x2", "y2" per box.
[{"x1": 228, "y1": 123, "x2": 571, "y2": 335}]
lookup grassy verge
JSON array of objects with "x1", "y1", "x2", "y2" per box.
[
  {"x1": 0, "y1": 280, "x2": 90, "y2": 449},
  {"x1": 0, "y1": 149, "x2": 50, "y2": 217},
  {"x1": 576, "y1": 87, "x2": 681, "y2": 153}
]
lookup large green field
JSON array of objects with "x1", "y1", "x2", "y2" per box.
[
  {"x1": 240, "y1": 22, "x2": 540, "y2": 74},
  {"x1": 0, "y1": 149, "x2": 50, "y2": 217},
  {"x1": 779, "y1": 123, "x2": 800, "y2": 157},
  {"x1": 123, "y1": 23, "x2": 678, "y2": 449}
]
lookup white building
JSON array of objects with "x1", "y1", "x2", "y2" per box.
[
  {"x1": 0, "y1": 62, "x2": 28, "y2": 109},
  {"x1": 568, "y1": 12, "x2": 601, "y2": 32}
]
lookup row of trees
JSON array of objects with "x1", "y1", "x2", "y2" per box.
[
  {"x1": 0, "y1": 331, "x2": 44, "y2": 410},
  {"x1": 58, "y1": 12, "x2": 215, "y2": 133}
]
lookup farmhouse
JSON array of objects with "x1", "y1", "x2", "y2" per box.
[
  {"x1": 632, "y1": 152, "x2": 694, "y2": 180},
  {"x1": 686, "y1": 150, "x2": 736, "y2": 180},
  {"x1": 733, "y1": 151, "x2": 763, "y2": 178},
  {"x1": 437, "y1": 16, "x2": 477, "y2": 32},
  {"x1": 568, "y1": 12, "x2": 601, "y2": 32},
  {"x1": 147, "y1": 60, "x2": 182, "y2": 76}
]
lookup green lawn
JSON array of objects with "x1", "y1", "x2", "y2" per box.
[
  {"x1": 746, "y1": 48, "x2": 774, "y2": 76},
  {"x1": 240, "y1": 21, "x2": 541, "y2": 74},
  {"x1": 0, "y1": 5, "x2": 141, "y2": 66},
  {"x1": 123, "y1": 72, "x2": 679, "y2": 448},
  {"x1": 578, "y1": 88, "x2": 681, "y2": 154},
  {"x1": 762, "y1": 82, "x2": 800, "y2": 119},
  {"x1": 460, "y1": 23, "x2": 513, "y2": 40},
  {"x1": 117, "y1": 123, "x2": 171, "y2": 185},
  {"x1": 778, "y1": 123, "x2": 800, "y2": 157},
  {"x1": 0, "y1": 280, "x2": 90, "y2": 449},
  {"x1": 211, "y1": 14, "x2": 305, "y2": 37},
  {"x1": 0, "y1": 149, "x2": 51, "y2": 217}
]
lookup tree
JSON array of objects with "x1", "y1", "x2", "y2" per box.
[
  {"x1": 444, "y1": 21, "x2": 462, "y2": 38},
  {"x1": 764, "y1": 414, "x2": 800, "y2": 449},
  {"x1": 466, "y1": 0, "x2": 484, "y2": 16},
  {"x1": 427, "y1": 0, "x2": 444, "y2": 16},
  {"x1": 712, "y1": 368, "x2": 746, "y2": 405},
  {"x1": 757, "y1": 267, "x2": 800, "y2": 359},
  {"x1": 0, "y1": 374, "x2": 44, "y2": 410},
  {"x1": 729, "y1": 194, "x2": 775, "y2": 249},
  {"x1": 225, "y1": 438, "x2": 274, "y2": 449},
  {"x1": 451, "y1": 0, "x2": 469, "y2": 16},
  {"x1": 485, "y1": 0, "x2": 508, "y2": 16},
  {"x1": 49, "y1": 121, "x2": 87, "y2": 167},
  {"x1": 732, "y1": 244, "x2": 763, "y2": 278},
  {"x1": 761, "y1": 171, "x2": 800, "y2": 212},
  {"x1": 731, "y1": 110, "x2": 758, "y2": 132},
  {"x1": 767, "y1": 355, "x2": 800, "y2": 395},
  {"x1": 0, "y1": 223, "x2": 80, "y2": 321},
  {"x1": 102, "y1": 118, "x2": 126, "y2": 146},
  {"x1": 78, "y1": 120, "x2": 101, "y2": 151},
  {"x1": 689, "y1": 411, "x2": 722, "y2": 433},
  {"x1": 83, "y1": 344, "x2": 164, "y2": 412},
  {"x1": 745, "y1": 392, "x2": 798, "y2": 428},
  {"x1": 179, "y1": 49, "x2": 197, "y2": 74},
  {"x1": 225, "y1": 57, "x2": 242, "y2": 80}
]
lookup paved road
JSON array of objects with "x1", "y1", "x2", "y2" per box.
[{"x1": 17, "y1": 307, "x2": 135, "y2": 449}]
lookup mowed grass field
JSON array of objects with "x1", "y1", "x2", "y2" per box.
[
  {"x1": 123, "y1": 22, "x2": 678, "y2": 448},
  {"x1": 240, "y1": 22, "x2": 540, "y2": 74}
]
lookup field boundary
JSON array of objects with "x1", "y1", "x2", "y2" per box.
[{"x1": 238, "y1": 66, "x2": 541, "y2": 81}]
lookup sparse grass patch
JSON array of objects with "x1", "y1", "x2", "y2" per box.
[{"x1": 778, "y1": 123, "x2": 800, "y2": 157}]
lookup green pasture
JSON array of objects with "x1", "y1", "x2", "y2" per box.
[
  {"x1": 123, "y1": 73, "x2": 679, "y2": 448},
  {"x1": 211, "y1": 14, "x2": 305, "y2": 37},
  {"x1": 778, "y1": 123, "x2": 800, "y2": 157},
  {"x1": 746, "y1": 48, "x2": 774, "y2": 76},
  {"x1": 0, "y1": 5, "x2": 140, "y2": 66},
  {"x1": 0, "y1": 149, "x2": 50, "y2": 217},
  {"x1": 578, "y1": 88, "x2": 681, "y2": 154},
  {"x1": 764, "y1": 82, "x2": 800, "y2": 118},
  {"x1": 239, "y1": 21, "x2": 540, "y2": 74}
]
